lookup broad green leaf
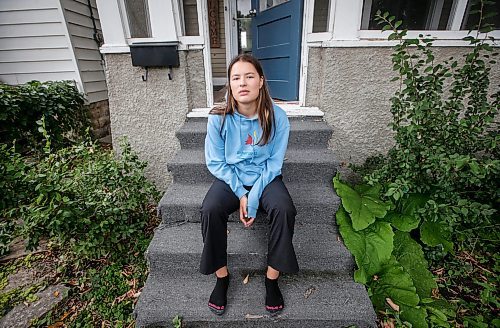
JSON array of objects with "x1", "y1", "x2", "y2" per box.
[
  {"x1": 420, "y1": 221, "x2": 453, "y2": 252},
  {"x1": 385, "y1": 193, "x2": 428, "y2": 232},
  {"x1": 386, "y1": 211, "x2": 420, "y2": 231},
  {"x1": 400, "y1": 304, "x2": 428, "y2": 328},
  {"x1": 333, "y1": 175, "x2": 391, "y2": 231},
  {"x1": 393, "y1": 231, "x2": 437, "y2": 298},
  {"x1": 424, "y1": 299, "x2": 457, "y2": 319},
  {"x1": 370, "y1": 256, "x2": 420, "y2": 310},
  {"x1": 336, "y1": 206, "x2": 394, "y2": 284}
]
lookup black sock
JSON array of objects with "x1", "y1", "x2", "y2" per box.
[
  {"x1": 265, "y1": 277, "x2": 284, "y2": 311},
  {"x1": 208, "y1": 274, "x2": 230, "y2": 310}
]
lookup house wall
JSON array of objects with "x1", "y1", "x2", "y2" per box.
[
  {"x1": 103, "y1": 50, "x2": 206, "y2": 190},
  {"x1": 305, "y1": 46, "x2": 500, "y2": 167},
  {"x1": 0, "y1": 0, "x2": 80, "y2": 85},
  {"x1": 61, "y1": 0, "x2": 108, "y2": 104}
]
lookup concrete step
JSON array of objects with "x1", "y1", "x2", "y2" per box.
[
  {"x1": 158, "y1": 182, "x2": 340, "y2": 225},
  {"x1": 146, "y1": 222, "x2": 353, "y2": 275},
  {"x1": 134, "y1": 272, "x2": 376, "y2": 327},
  {"x1": 168, "y1": 149, "x2": 338, "y2": 184},
  {"x1": 176, "y1": 119, "x2": 333, "y2": 150}
]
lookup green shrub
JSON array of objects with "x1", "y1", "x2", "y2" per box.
[
  {"x1": 336, "y1": 3, "x2": 498, "y2": 326},
  {"x1": 364, "y1": 8, "x2": 499, "y2": 254},
  {"x1": 17, "y1": 139, "x2": 160, "y2": 260},
  {"x1": 0, "y1": 81, "x2": 88, "y2": 150}
]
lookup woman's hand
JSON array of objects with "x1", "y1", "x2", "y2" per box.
[{"x1": 239, "y1": 195, "x2": 255, "y2": 228}]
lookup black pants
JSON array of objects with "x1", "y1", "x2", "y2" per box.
[{"x1": 199, "y1": 176, "x2": 299, "y2": 275}]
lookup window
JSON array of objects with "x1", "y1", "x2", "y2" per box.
[
  {"x1": 260, "y1": 0, "x2": 289, "y2": 11},
  {"x1": 312, "y1": 0, "x2": 331, "y2": 33},
  {"x1": 461, "y1": 0, "x2": 500, "y2": 30},
  {"x1": 181, "y1": 0, "x2": 200, "y2": 36},
  {"x1": 361, "y1": 0, "x2": 457, "y2": 30},
  {"x1": 123, "y1": 0, "x2": 151, "y2": 38}
]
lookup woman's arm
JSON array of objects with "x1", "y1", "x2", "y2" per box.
[
  {"x1": 246, "y1": 114, "x2": 290, "y2": 218},
  {"x1": 205, "y1": 114, "x2": 248, "y2": 199}
]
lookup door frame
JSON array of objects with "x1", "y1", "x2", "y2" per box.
[{"x1": 219, "y1": 0, "x2": 308, "y2": 105}]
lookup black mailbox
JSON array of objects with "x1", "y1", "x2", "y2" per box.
[{"x1": 130, "y1": 42, "x2": 179, "y2": 67}]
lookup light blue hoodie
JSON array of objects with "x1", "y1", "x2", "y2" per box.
[{"x1": 205, "y1": 104, "x2": 290, "y2": 218}]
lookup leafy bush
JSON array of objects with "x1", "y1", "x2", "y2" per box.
[
  {"x1": 365, "y1": 10, "x2": 499, "y2": 254},
  {"x1": 0, "y1": 143, "x2": 30, "y2": 255},
  {"x1": 336, "y1": 3, "x2": 498, "y2": 327},
  {"x1": 0, "y1": 81, "x2": 88, "y2": 150},
  {"x1": 17, "y1": 139, "x2": 160, "y2": 260}
]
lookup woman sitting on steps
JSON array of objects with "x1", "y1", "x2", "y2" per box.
[{"x1": 200, "y1": 54, "x2": 299, "y2": 315}]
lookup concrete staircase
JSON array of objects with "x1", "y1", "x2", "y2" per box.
[{"x1": 134, "y1": 116, "x2": 377, "y2": 327}]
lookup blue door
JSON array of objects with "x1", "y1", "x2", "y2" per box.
[{"x1": 251, "y1": 0, "x2": 303, "y2": 101}]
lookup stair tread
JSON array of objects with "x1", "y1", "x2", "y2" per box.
[
  {"x1": 169, "y1": 148, "x2": 338, "y2": 165},
  {"x1": 159, "y1": 181, "x2": 339, "y2": 208},
  {"x1": 146, "y1": 222, "x2": 353, "y2": 274},
  {"x1": 134, "y1": 272, "x2": 376, "y2": 327},
  {"x1": 177, "y1": 119, "x2": 333, "y2": 134}
]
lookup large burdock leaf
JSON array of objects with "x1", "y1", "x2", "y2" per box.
[
  {"x1": 370, "y1": 256, "x2": 420, "y2": 311},
  {"x1": 336, "y1": 206, "x2": 394, "y2": 284},
  {"x1": 393, "y1": 231, "x2": 437, "y2": 299},
  {"x1": 420, "y1": 221, "x2": 453, "y2": 252},
  {"x1": 385, "y1": 193, "x2": 428, "y2": 232},
  {"x1": 400, "y1": 304, "x2": 428, "y2": 328},
  {"x1": 333, "y1": 174, "x2": 391, "y2": 231}
]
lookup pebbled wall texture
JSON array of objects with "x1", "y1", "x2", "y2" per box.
[
  {"x1": 104, "y1": 50, "x2": 206, "y2": 191},
  {"x1": 305, "y1": 46, "x2": 500, "y2": 167}
]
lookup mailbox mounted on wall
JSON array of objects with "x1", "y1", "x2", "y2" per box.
[{"x1": 130, "y1": 42, "x2": 179, "y2": 81}]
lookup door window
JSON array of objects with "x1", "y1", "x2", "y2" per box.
[
  {"x1": 259, "y1": 0, "x2": 289, "y2": 12},
  {"x1": 236, "y1": 0, "x2": 253, "y2": 54}
]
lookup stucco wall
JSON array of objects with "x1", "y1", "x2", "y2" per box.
[
  {"x1": 305, "y1": 46, "x2": 500, "y2": 167},
  {"x1": 104, "y1": 50, "x2": 205, "y2": 190}
]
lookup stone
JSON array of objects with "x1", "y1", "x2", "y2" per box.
[{"x1": 0, "y1": 285, "x2": 69, "y2": 328}]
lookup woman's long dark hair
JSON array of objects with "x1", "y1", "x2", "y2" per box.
[{"x1": 210, "y1": 54, "x2": 275, "y2": 145}]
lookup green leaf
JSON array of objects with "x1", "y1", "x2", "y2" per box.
[
  {"x1": 400, "y1": 304, "x2": 428, "y2": 328},
  {"x1": 420, "y1": 221, "x2": 453, "y2": 252},
  {"x1": 424, "y1": 299, "x2": 457, "y2": 319},
  {"x1": 393, "y1": 231, "x2": 437, "y2": 298},
  {"x1": 336, "y1": 206, "x2": 394, "y2": 283},
  {"x1": 333, "y1": 175, "x2": 391, "y2": 231},
  {"x1": 370, "y1": 256, "x2": 420, "y2": 310},
  {"x1": 386, "y1": 194, "x2": 428, "y2": 232}
]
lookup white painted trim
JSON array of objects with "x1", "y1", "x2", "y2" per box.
[
  {"x1": 178, "y1": 36, "x2": 204, "y2": 44},
  {"x1": 327, "y1": 0, "x2": 336, "y2": 33},
  {"x1": 332, "y1": 0, "x2": 363, "y2": 40},
  {"x1": 148, "y1": 0, "x2": 178, "y2": 41},
  {"x1": 299, "y1": 0, "x2": 314, "y2": 106},
  {"x1": 116, "y1": 0, "x2": 132, "y2": 38},
  {"x1": 450, "y1": 0, "x2": 468, "y2": 30},
  {"x1": 358, "y1": 30, "x2": 500, "y2": 40},
  {"x1": 96, "y1": 0, "x2": 128, "y2": 49},
  {"x1": 306, "y1": 32, "x2": 331, "y2": 42},
  {"x1": 172, "y1": 0, "x2": 184, "y2": 36},
  {"x1": 199, "y1": 0, "x2": 213, "y2": 107},
  {"x1": 311, "y1": 36, "x2": 500, "y2": 48},
  {"x1": 100, "y1": 45, "x2": 131, "y2": 53},
  {"x1": 56, "y1": 0, "x2": 84, "y2": 94},
  {"x1": 360, "y1": 0, "x2": 371, "y2": 30},
  {"x1": 224, "y1": 0, "x2": 238, "y2": 62},
  {"x1": 187, "y1": 105, "x2": 324, "y2": 118}
]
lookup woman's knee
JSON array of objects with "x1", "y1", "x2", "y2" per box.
[{"x1": 269, "y1": 198, "x2": 296, "y2": 221}]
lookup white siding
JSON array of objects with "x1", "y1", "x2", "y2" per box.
[
  {"x1": 0, "y1": 0, "x2": 80, "y2": 86},
  {"x1": 61, "y1": 0, "x2": 108, "y2": 103}
]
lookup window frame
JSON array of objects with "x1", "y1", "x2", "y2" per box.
[{"x1": 306, "y1": 0, "x2": 500, "y2": 46}]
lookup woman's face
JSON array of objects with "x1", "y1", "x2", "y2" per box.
[{"x1": 230, "y1": 60, "x2": 264, "y2": 107}]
